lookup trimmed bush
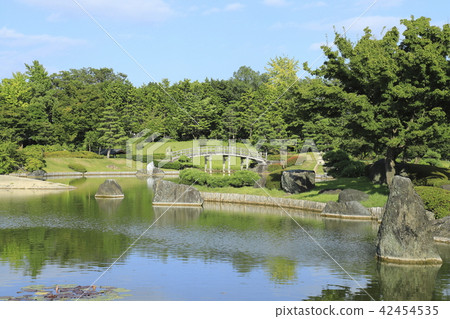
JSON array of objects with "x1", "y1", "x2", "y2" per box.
[
  {"x1": 229, "y1": 170, "x2": 260, "y2": 187},
  {"x1": 178, "y1": 155, "x2": 191, "y2": 163},
  {"x1": 265, "y1": 170, "x2": 283, "y2": 190},
  {"x1": 68, "y1": 163, "x2": 87, "y2": 173},
  {"x1": 340, "y1": 161, "x2": 366, "y2": 177},
  {"x1": 415, "y1": 186, "x2": 450, "y2": 219},
  {"x1": 159, "y1": 161, "x2": 181, "y2": 170},
  {"x1": 206, "y1": 175, "x2": 231, "y2": 188},
  {"x1": 180, "y1": 168, "x2": 208, "y2": 185},
  {"x1": 45, "y1": 151, "x2": 103, "y2": 159}
]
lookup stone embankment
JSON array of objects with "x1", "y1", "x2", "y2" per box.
[
  {"x1": 200, "y1": 191, "x2": 385, "y2": 219},
  {"x1": 200, "y1": 192, "x2": 326, "y2": 212}
]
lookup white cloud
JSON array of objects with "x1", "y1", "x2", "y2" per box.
[
  {"x1": 18, "y1": 0, "x2": 175, "y2": 23},
  {"x1": 0, "y1": 27, "x2": 84, "y2": 48},
  {"x1": 0, "y1": 27, "x2": 85, "y2": 77},
  {"x1": 263, "y1": 0, "x2": 290, "y2": 7}
]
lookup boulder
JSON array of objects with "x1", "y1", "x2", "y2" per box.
[
  {"x1": 376, "y1": 176, "x2": 442, "y2": 264},
  {"x1": 95, "y1": 179, "x2": 124, "y2": 198},
  {"x1": 321, "y1": 201, "x2": 371, "y2": 219},
  {"x1": 29, "y1": 170, "x2": 46, "y2": 177},
  {"x1": 281, "y1": 170, "x2": 315, "y2": 194},
  {"x1": 338, "y1": 188, "x2": 369, "y2": 202},
  {"x1": 441, "y1": 184, "x2": 450, "y2": 191},
  {"x1": 136, "y1": 163, "x2": 164, "y2": 176},
  {"x1": 153, "y1": 180, "x2": 203, "y2": 206},
  {"x1": 432, "y1": 216, "x2": 450, "y2": 243}
]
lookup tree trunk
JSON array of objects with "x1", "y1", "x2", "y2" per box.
[
  {"x1": 385, "y1": 148, "x2": 397, "y2": 187},
  {"x1": 107, "y1": 149, "x2": 111, "y2": 159}
]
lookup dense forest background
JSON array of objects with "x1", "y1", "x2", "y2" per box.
[{"x1": 0, "y1": 16, "x2": 449, "y2": 173}]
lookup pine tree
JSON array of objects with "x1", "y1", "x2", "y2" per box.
[{"x1": 97, "y1": 103, "x2": 127, "y2": 158}]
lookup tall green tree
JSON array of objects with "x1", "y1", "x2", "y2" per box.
[
  {"x1": 0, "y1": 72, "x2": 31, "y2": 144},
  {"x1": 97, "y1": 84, "x2": 128, "y2": 158},
  {"x1": 303, "y1": 16, "x2": 449, "y2": 185},
  {"x1": 25, "y1": 61, "x2": 55, "y2": 145}
]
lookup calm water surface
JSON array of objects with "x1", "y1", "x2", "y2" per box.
[{"x1": 0, "y1": 177, "x2": 449, "y2": 300}]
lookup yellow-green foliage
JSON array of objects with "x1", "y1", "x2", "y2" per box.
[
  {"x1": 415, "y1": 186, "x2": 450, "y2": 219},
  {"x1": 68, "y1": 163, "x2": 87, "y2": 173}
]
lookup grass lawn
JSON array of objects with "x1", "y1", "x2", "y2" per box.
[
  {"x1": 288, "y1": 152, "x2": 325, "y2": 174},
  {"x1": 190, "y1": 176, "x2": 388, "y2": 208},
  {"x1": 135, "y1": 140, "x2": 253, "y2": 155},
  {"x1": 45, "y1": 157, "x2": 145, "y2": 172}
]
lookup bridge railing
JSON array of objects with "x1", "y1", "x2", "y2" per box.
[{"x1": 170, "y1": 147, "x2": 265, "y2": 161}]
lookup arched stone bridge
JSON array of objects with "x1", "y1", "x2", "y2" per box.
[{"x1": 169, "y1": 146, "x2": 267, "y2": 172}]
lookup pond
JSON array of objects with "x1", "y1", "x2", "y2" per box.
[{"x1": 0, "y1": 177, "x2": 449, "y2": 301}]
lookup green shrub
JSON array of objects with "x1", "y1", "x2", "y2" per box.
[
  {"x1": 415, "y1": 186, "x2": 450, "y2": 219},
  {"x1": 19, "y1": 145, "x2": 46, "y2": 172},
  {"x1": 159, "y1": 161, "x2": 181, "y2": 170},
  {"x1": 45, "y1": 150, "x2": 103, "y2": 159},
  {"x1": 398, "y1": 163, "x2": 450, "y2": 186},
  {"x1": 178, "y1": 155, "x2": 191, "y2": 163},
  {"x1": 180, "y1": 168, "x2": 208, "y2": 185},
  {"x1": 229, "y1": 170, "x2": 260, "y2": 187},
  {"x1": 24, "y1": 157, "x2": 46, "y2": 171},
  {"x1": 425, "y1": 178, "x2": 449, "y2": 187},
  {"x1": 340, "y1": 161, "x2": 366, "y2": 177},
  {"x1": 0, "y1": 141, "x2": 21, "y2": 174},
  {"x1": 68, "y1": 163, "x2": 87, "y2": 173},
  {"x1": 323, "y1": 150, "x2": 365, "y2": 178},
  {"x1": 206, "y1": 175, "x2": 231, "y2": 188},
  {"x1": 265, "y1": 170, "x2": 283, "y2": 190},
  {"x1": 323, "y1": 150, "x2": 349, "y2": 165}
]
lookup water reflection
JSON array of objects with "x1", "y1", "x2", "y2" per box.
[
  {"x1": 0, "y1": 227, "x2": 131, "y2": 278},
  {"x1": 378, "y1": 262, "x2": 441, "y2": 301},
  {"x1": 0, "y1": 177, "x2": 449, "y2": 300},
  {"x1": 96, "y1": 198, "x2": 123, "y2": 214},
  {"x1": 152, "y1": 206, "x2": 202, "y2": 226}
]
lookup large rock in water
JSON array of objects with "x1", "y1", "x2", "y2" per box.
[
  {"x1": 95, "y1": 179, "x2": 124, "y2": 198},
  {"x1": 376, "y1": 176, "x2": 442, "y2": 264},
  {"x1": 338, "y1": 189, "x2": 369, "y2": 202},
  {"x1": 153, "y1": 180, "x2": 203, "y2": 206},
  {"x1": 432, "y1": 216, "x2": 450, "y2": 243},
  {"x1": 281, "y1": 170, "x2": 315, "y2": 194},
  {"x1": 321, "y1": 201, "x2": 371, "y2": 219}
]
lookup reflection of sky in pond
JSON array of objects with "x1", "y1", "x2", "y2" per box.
[{"x1": 0, "y1": 177, "x2": 449, "y2": 300}]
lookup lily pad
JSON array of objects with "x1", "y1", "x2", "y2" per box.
[{"x1": 2, "y1": 284, "x2": 131, "y2": 301}]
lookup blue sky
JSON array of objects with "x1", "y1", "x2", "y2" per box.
[{"x1": 1, "y1": 0, "x2": 449, "y2": 86}]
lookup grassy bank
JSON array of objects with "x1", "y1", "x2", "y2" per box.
[
  {"x1": 45, "y1": 158, "x2": 143, "y2": 173},
  {"x1": 189, "y1": 176, "x2": 389, "y2": 208}
]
